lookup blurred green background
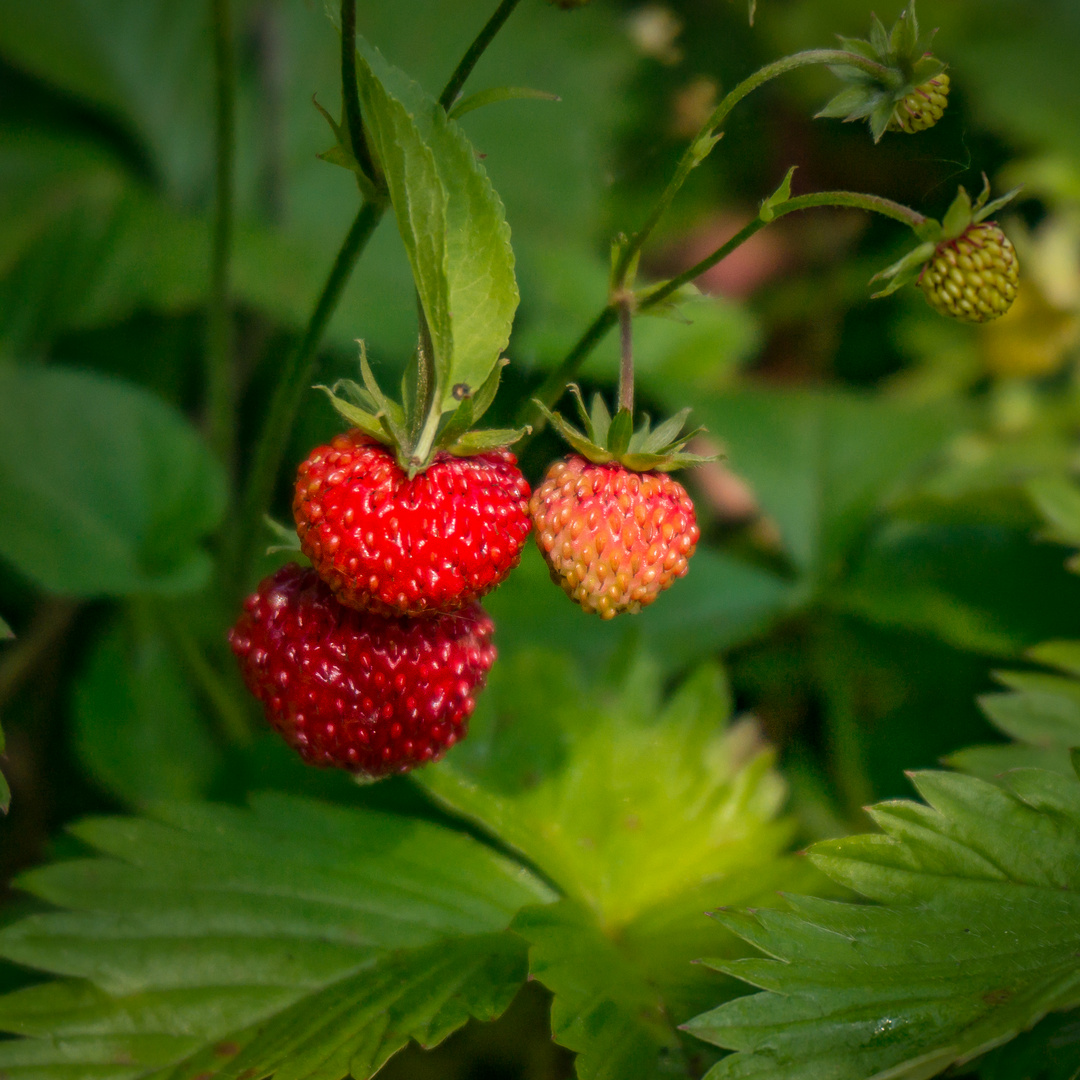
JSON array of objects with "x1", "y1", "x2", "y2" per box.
[{"x1": 3, "y1": 0, "x2": 1080, "y2": 1075}]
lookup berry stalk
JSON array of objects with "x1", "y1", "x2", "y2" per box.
[
  {"x1": 207, "y1": 0, "x2": 236, "y2": 472},
  {"x1": 525, "y1": 189, "x2": 926, "y2": 433},
  {"x1": 439, "y1": 0, "x2": 524, "y2": 111},
  {"x1": 611, "y1": 48, "x2": 893, "y2": 289}
]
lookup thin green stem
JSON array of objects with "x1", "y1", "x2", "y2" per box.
[
  {"x1": 439, "y1": 0, "x2": 523, "y2": 111},
  {"x1": 613, "y1": 49, "x2": 892, "y2": 287},
  {"x1": 527, "y1": 188, "x2": 926, "y2": 428},
  {"x1": 617, "y1": 296, "x2": 634, "y2": 414},
  {"x1": 169, "y1": 621, "x2": 253, "y2": 746},
  {"x1": 208, "y1": 0, "x2": 236, "y2": 470},
  {"x1": 516, "y1": 306, "x2": 618, "y2": 427},
  {"x1": 340, "y1": 0, "x2": 376, "y2": 181},
  {"x1": 640, "y1": 190, "x2": 925, "y2": 312},
  {"x1": 235, "y1": 199, "x2": 385, "y2": 587}
]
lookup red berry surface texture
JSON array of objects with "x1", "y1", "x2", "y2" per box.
[
  {"x1": 229, "y1": 563, "x2": 496, "y2": 778},
  {"x1": 530, "y1": 455, "x2": 700, "y2": 618},
  {"x1": 293, "y1": 431, "x2": 532, "y2": 617}
]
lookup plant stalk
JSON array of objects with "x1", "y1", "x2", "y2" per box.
[
  {"x1": 612, "y1": 49, "x2": 893, "y2": 288},
  {"x1": 208, "y1": 0, "x2": 237, "y2": 471},
  {"x1": 617, "y1": 296, "x2": 634, "y2": 414},
  {"x1": 339, "y1": 0, "x2": 376, "y2": 180},
  {"x1": 235, "y1": 198, "x2": 385, "y2": 586},
  {"x1": 439, "y1": 0, "x2": 523, "y2": 111},
  {"x1": 528, "y1": 189, "x2": 926, "y2": 427}
]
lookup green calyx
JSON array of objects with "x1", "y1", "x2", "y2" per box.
[
  {"x1": 535, "y1": 386, "x2": 717, "y2": 473},
  {"x1": 871, "y1": 176, "x2": 1021, "y2": 298},
  {"x1": 317, "y1": 343, "x2": 528, "y2": 475},
  {"x1": 818, "y1": 1, "x2": 947, "y2": 142}
]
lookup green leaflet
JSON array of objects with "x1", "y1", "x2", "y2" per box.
[
  {"x1": 684, "y1": 766, "x2": 1080, "y2": 1079},
  {"x1": 0, "y1": 364, "x2": 225, "y2": 597},
  {"x1": 419, "y1": 652, "x2": 812, "y2": 1078},
  {"x1": 353, "y1": 40, "x2": 518, "y2": 413},
  {"x1": 0, "y1": 794, "x2": 554, "y2": 1079},
  {"x1": 72, "y1": 608, "x2": 221, "y2": 807}
]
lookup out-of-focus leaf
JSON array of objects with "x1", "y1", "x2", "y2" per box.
[
  {"x1": 974, "y1": 1011, "x2": 1080, "y2": 1079},
  {"x1": 948, "y1": 640, "x2": 1080, "y2": 780},
  {"x1": 72, "y1": 608, "x2": 220, "y2": 806},
  {"x1": 0, "y1": 614, "x2": 11, "y2": 640},
  {"x1": 839, "y1": 521, "x2": 1080, "y2": 657},
  {"x1": 688, "y1": 390, "x2": 956, "y2": 584},
  {"x1": 0, "y1": 795, "x2": 554, "y2": 1079},
  {"x1": 0, "y1": 365, "x2": 225, "y2": 596},
  {"x1": 486, "y1": 544, "x2": 797, "y2": 678},
  {"x1": 686, "y1": 767, "x2": 1080, "y2": 1079}
]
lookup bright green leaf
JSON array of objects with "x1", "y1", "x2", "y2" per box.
[
  {"x1": 71, "y1": 608, "x2": 220, "y2": 807},
  {"x1": 686, "y1": 767, "x2": 1080, "y2": 1079},
  {"x1": 419, "y1": 651, "x2": 812, "y2": 1076},
  {"x1": 0, "y1": 794, "x2": 554, "y2": 1079},
  {"x1": 353, "y1": 41, "x2": 518, "y2": 412},
  {"x1": 0, "y1": 365, "x2": 225, "y2": 596}
]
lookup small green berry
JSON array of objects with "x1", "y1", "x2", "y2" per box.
[
  {"x1": 888, "y1": 74, "x2": 950, "y2": 134},
  {"x1": 919, "y1": 221, "x2": 1019, "y2": 323}
]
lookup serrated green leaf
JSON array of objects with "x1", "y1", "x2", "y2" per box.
[
  {"x1": 419, "y1": 652, "x2": 809, "y2": 1075},
  {"x1": 72, "y1": 608, "x2": 220, "y2": 807},
  {"x1": 448, "y1": 85, "x2": 560, "y2": 121},
  {"x1": 0, "y1": 365, "x2": 225, "y2": 597},
  {"x1": 686, "y1": 767, "x2": 1080, "y2": 1079},
  {"x1": 0, "y1": 794, "x2": 553, "y2": 1079},
  {"x1": 354, "y1": 41, "x2": 518, "y2": 412},
  {"x1": 514, "y1": 900, "x2": 687, "y2": 1080}
]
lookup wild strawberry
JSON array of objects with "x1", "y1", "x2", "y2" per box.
[
  {"x1": 530, "y1": 389, "x2": 710, "y2": 618},
  {"x1": 229, "y1": 563, "x2": 495, "y2": 778},
  {"x1": 817, "y1": 3, "x2": 948, "y2": 142},
  {"x1": 888, "y1": 74, "x2": 950, "y2": 134},
  {"x1": 531, "y1": 456, "x2": 699, "y2": 618},
  {"x1": 872, "y1": 179, "x2": 1021, "y2": 322},
  {"x1": 293, "y1": 430, "x2": 531, "y2": 617},
  {"x1": 919, "y1": 221, "x2": 1019, "y2": 323}
]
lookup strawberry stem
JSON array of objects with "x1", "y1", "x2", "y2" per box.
[
  {"x1": 612, "y1": 49, "x2": 894, "y2": 289},
  {"x1": 439, "y1": 0, "x2": 524, "y2": 111},
  {"x1": 617, "y1": 295, "x2": 634, "y2": 415},
  {"x1": 207, "y1": 0, "x2": 236, "y2": 473}
]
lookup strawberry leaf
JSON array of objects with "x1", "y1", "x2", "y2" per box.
[
  {"x1": 72, "y1": 608, "x2": 221, "y2": 807},
  {"x1": 0, "y1": 364, "x2": 225, "y2": 597},
  {"x1": 353, "y1": 40, "x2": 518, "y2": 414},
  {"x1": 0, "y1": 795, "x2": 554, "y2": 1079},
  {"x1": 685, "y1": 766, "x2": 1080, "y2": 1079},
  {"x1": 418, "y1": 653, "x2": 811, "y2": 1078}
]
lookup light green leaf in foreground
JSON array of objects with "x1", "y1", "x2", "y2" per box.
[
  {"x1": 420, "y1": 651, "x2": 811, "y2": 1080},
  {"x1": 685, "y1": 766, "x2": 1080, "y2": 1079},
  {"x1": 0, "y1": 793, "x2": 553, "y2": 1079}
]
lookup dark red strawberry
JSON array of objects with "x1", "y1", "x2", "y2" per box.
[
  {"x1": 293, "y1": 430, "x2": 531, "y2": 617},
  {"x1": 229, "y1": 563, "x2": 495, "y2": 778}
]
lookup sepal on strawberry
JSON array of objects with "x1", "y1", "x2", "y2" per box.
[
  {"x1": 533, "y1": 386, "x2": 716, "y2": 473},
  {"x1": 318, "y1": 344, "x2": 528, "y2": 475},
  {"x1": 818, "y1": 1, "x2": 948, "y2": 142},
  {"x1": 871, "y1": 177, "x2": 1021, "y2": 322}
]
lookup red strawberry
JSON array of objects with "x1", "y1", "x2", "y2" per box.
[
  {"x1": 293, "y1": 430, "x2": 531, "y2": 617},
  {"x1": 530, "y1": 455, "x2": 699, "y2": 618},
  {"x1": 229, "y1": 563, "x2": 495, "y2": 778}
]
